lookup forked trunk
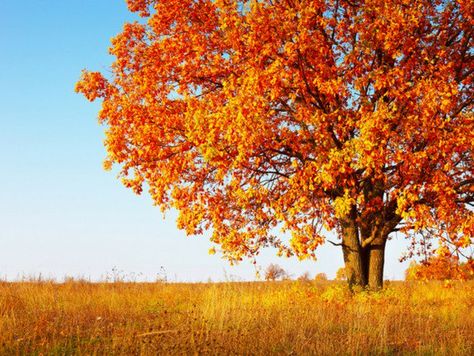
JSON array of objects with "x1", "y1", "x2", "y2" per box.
[
  {"x1": 341, "y1": 223, "x2": 386, "y2": 290},
  {"x1": 338, "y1": 179, "x2": 397, "y2": 290}
]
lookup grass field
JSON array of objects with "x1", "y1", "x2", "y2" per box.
[{"x1": 0, "y1": 280, "x2": 473, "y2": 355}]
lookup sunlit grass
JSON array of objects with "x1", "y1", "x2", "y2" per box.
[{"x1": 0, "y1": 280, "x2": 473, "y2": 354}]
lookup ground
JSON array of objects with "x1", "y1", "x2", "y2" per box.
[{"x1": 1, "y1": 280, "x2": 473, "y2": 355}]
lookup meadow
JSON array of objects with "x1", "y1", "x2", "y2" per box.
[{"x1": 0, "y1": 280, "x2": 473, "y2": 355}]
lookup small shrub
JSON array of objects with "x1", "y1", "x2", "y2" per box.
[
  {"x1": 314, "y1": 273, "x2": 328, "y2": 281},
  {"x1": 405, "y1": 249, "x2": 474, "y2": 281},
  {"x1": 297, "y1": 272, "x2": 311, "y2": 282},
  {"x1": 335, "y1": 267, "x2": 347, "y2": 281}
]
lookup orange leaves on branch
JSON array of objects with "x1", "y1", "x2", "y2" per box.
[
  {"x1": 77, "y1": 0, "x2": 474, "y2": 263},
  {"x1": 75, "y1": 71, "x2": 110, "y2": 103},
  {"x1": 405, "y1": 250, "x2": 474, "y2": 282}
]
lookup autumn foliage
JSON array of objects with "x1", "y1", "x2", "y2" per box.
[
  {"x1": 335, "y1": 267, "x2": 347, "y2": 281},
  {"x1": 405, "y1": 248, "x2": 474, "y2": 281},
  {"x1": 314, "y1": 272, "x2": 328, "y2": 281},
  {"x1": 77, "y1": 0, "x2": 473, "y2": 289}
]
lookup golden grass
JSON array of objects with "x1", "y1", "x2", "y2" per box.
[{"x1": 0, "y1": 280, "x2": 473, "y2": 355}]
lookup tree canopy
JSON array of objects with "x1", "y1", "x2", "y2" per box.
[{"x1": 77, "y1": 0, "x2": 473, "y2": 289}]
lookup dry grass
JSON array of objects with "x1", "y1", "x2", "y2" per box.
[{"x1": 0, "y1": 280, "x2": 473, "y2": 355}]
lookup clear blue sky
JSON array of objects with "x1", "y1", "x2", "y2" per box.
[{"x1": 0, "y1": 0, "x2": 410, "y2": 282}]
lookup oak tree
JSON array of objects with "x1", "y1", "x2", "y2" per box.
[{"x1": 77, "y1": 0, "x2": 473, "y2": 289}]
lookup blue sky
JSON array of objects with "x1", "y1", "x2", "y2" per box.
[{"x1": 0, "y1": 0, "x2": 410, "y2": 281}]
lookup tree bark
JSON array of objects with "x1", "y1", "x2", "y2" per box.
[
  {"x1": 338, "y1": 179, "x2": 397, "y2": 290},
  {"x1": 341, "y1": 217, "x2": 387, "y2": 290},
  {"x1": 341, "y1": 213, "x2": 367, "y2": 289},
  {"x1": 366, "y1": 237, "x2": 386, "y2": 290}
]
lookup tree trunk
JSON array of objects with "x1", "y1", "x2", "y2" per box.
[
  {"x1": 367, "y1": 237, "x2": 386, "y2": 290},
  {"x1": 338, "y1": 177, "x2": 397, "y2": 290},
  {"x1": 341, "y1": 215, "x2": 367, "y2": 289},
  {"x1": 341, "y1": 221, "x2": 387, "y2": 290}
]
